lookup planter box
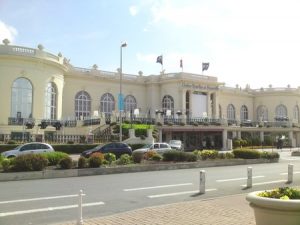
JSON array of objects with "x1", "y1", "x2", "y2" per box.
[{"x1": 246, "y1": 191, "x2": 300, "y2": 225}]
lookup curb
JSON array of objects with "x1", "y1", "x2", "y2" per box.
[{"x1": 0, "y1": 158, "x2": 278, "y2": 182}]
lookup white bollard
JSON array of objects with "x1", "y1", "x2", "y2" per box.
[
  {"x1": 77, "y1": 190, "x2": 84, "y2": 225},
  {"x1": 199, "y1": 170, "x2": 206, "y2": 194},
  {"x1": 247, "y1": 167, "x2": 252, "y2": 188},
  {"x1": 288, "y1": 164, "x2": 294, "y2": 183}
]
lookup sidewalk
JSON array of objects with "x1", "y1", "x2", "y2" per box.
[{"x1": 57, "y1": 194, "x2": 255, "y2": 225}]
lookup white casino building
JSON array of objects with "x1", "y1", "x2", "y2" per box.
[{"x1": 1, "y1": 39, "x2": 300, "y2": 150}]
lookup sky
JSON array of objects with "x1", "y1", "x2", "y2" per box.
[{"x1": 1, "y1": 0, "x2": 300, "y2": 89}]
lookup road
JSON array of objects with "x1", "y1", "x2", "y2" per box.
[{"x1": 0, "y1": 150, "x2": 300, "y2": 225}]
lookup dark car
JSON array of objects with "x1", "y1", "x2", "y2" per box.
[{"x1": 81, "y1": 142, "x2": 132, "y2": 158}]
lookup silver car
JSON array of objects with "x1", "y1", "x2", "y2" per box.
[
  {"x1": 169, "y1": 140, "x2": 184, "y2": 151},
  {"x1": 1, "y1": 142, "x2": 54, "y2": 158},
  {"x1": 133, "y1": 143, "x2": 172, "y2": 154}
]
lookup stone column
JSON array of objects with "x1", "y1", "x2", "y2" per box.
[
  {"x1": 159, "y1": 129, "x2": 163, "y2": 142},
  {"x1": 260, "y1": 131, "x2": 264, "y2": 144},
  {"x1": 222, "y1": 129, "x2": 228, "y2": 150},
  {"x1": 237, "y1": 131, "x2": 241, "y2": 139},
  {"x1": 206, "y1": 92, "x2": 211, "y2": 118},
  {"x1": 289, "y1": 131, "x2": 295, "y2": 147}
]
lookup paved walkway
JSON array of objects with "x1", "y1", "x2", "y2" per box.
[{"x1": 57, "y1": 194, "x2": 255, "y2": 225}]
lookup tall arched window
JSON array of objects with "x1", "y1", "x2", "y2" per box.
[
  {"x1": 275, "y1": 104, "x2": 287, "y2": 119},
  {"x1": 227, "y1": 104, "x2": 235, "y2": 120},
  {"x1": 162, "y1": 95, "x2": 174, "y2": 114},
  {"x1": 11, "y1": 78, "x2": 33, "y2": 118},
  {"x1": 240, "y1": 105, "x2": 248, "y2": 121},
  {"x1": 293, "y1": 105, "x2": 299, "y2": 123},
  {"x1": 124, "y1": 95, "x2": 137, "y2": 112},
  {"x1": 75, "y1": 91, "x2": 91, "y2": 119},
  {"x1": 257, "y1": 105, "x2": 268, "y2": 121},
  {"x1": 100, "y1": 93, "x2": 115, "y2": 115},
  {"x1": 44, "y1": 82, "x2": 57, "y2": 119}
]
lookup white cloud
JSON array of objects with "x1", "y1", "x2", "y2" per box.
[
  {"x1": 0, "y1": 20, "x2": 18, "y2": 43},
  {"x1": 129, "y1": 5, "x2": 139, "y2": 16}
]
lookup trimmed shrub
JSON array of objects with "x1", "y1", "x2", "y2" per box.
[
  {"x1": 116, "y1": 154, "x2": 132, "y2": 165},
  {"x1": 163, "y1": 150, "x2": 180, "y2": 161},
  {"x1": 7, "y1": 140, "x2": 17, "y2": 144},
  {"x1": 225, "y1": 152, "x2": 235, "y2": 159},
  {"x1": 51, "y1": 144, "x2": 98, "y2": 154},
  {"x1": 2, "y1": 158, "x2": 12, "y2": 172},
  {"x1": 193, "y1": 150, "x2": 202, "y2": 160},
  {"x1": 260, "y1": 151, "x2": 280, "y2": 159},
  {"x1": 233, "y1": 149, "x2": 261, "y2": 159},
  {"x1": 42, "y1": 151, "x2": 69, "y2": 166},
  {"x1": 150, "y1": 154, "x2": 162, "y2": 161},
  {"x1": 58, "y1": 156, "x2": 73, "y2": 169},
  {"x1": 200, "y1": 150, "x2": 219, "y2": 160},
  {"x1": 132, "y1": 151, "x2": 144, "y2": 163},
  {"x1": 88, "y1": 152, "x2": 104, "y2": 168},
  {"x1": 185, "y1": 152, "x2": 197, "y2": 162},
  {"x1": 13, "y1": 154, "x2": 48, "y2": 171},
  {"x1": 218, "y1": 152, "x2": 226, "y2": 159},
  {"x1": 104, "y1": 153, "x2": 116, "y2": 165},
  {"x1": 78, "y1": 156, "x2": 87, "y2": 168},
  {"x1": 163, "y1": 150, "x2": 197, "y2": 162},
  {"x1": 145, "y1": 150, "x2": 157, "y2": 160}
]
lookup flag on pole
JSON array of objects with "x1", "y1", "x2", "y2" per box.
[
  {"x1": 180, "y1": 59, "x2": 183, "y2": 68},
  {"x1": 202, "y1": 62, "x2": 209, "y2": 71},
  {"x1": 156, "y1": 55, "x2": 163, "y2": 65}
]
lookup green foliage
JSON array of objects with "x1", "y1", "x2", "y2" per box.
[
  {"x1": 104, "y1": 153, "x2": 116, "y2": 165},
  {"x1": 150, "y1": 154, "x2": 162, "y2": 161},
  {"x1": 116, "y1": 154, "x2": 132, "y2": 165},
  {"x1": 132, "y1": 151, "x2": 144, "y2": 163},
  {"x1": 144, "y1": 150, "x2": 157, "y2": 160},
  {"x1": 58, "y1": 156, "x2": 73, "y2": 169},
  {"x1": 0, "y1": 154, "x2": 4, "y2": 164},
  {"x1": 233, "y1": 149, "x2": 261, "y2": 159},
  {"x1": 42, "y1": 151, "x2": 69, "y2": 166},
  {"x1": 78, "y1": 156, "x2": 88, "y2": 168},
  {"x1": 51, "y1": 144, "x2": 98, "y2": 154},
  {"x1": 225, "y1": 152, "x2": 235, "y2": 159},
  {"x1": 193, "y1": 150, "x2": 202, "y2": 160},
  {"x1": 200, "y1": 150, "x2": 219, "y2": 160},
  {"x1": 258, "y1": 187, "x2": 300, "y2": 200},
  {"x1": 7, "y1": 140, "x2": 17, "y2": 144},
  {"x1": 13, "y1": 154, "x2": 48, "y2": 171},
  {"x1": 260, "y1": 151, "x2": 280, "y2": 159},
  {"x1": 163, "y1": 150, "x2": 197, "y2": 162},
  {"x1": 88, "y1": 152, "x2": 104, "y2": 168},
  {"x1": 2, "y1": 158, "x2": 12, "y2": 172}
]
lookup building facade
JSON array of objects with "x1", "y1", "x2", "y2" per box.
[{"x1": 1, "y1": 40, "x2": 300, "y2": 149}]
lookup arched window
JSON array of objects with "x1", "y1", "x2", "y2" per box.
[
  {"x1": 11, "y1": 78, "x2": 33, "y2": 118},
  {"x1": 293, "y1": 105, "x2": 299, "y2": 123},
  {"x1": 275, "y1": 104, "x2": 287, "y2": 120},
  {"x1": 162, "y1": 95, "x2": 174, "y2": 115},
  {"x1": 124, "y1": 95, "x2": 137, "y2": 113},
  {"x1": 227, "y1": 104, "x2": 235, "y2": 120},
  {"x1": 100, "y1": 93, "x2": 115, "y2": 115},
  {"x1": 240, "y1": 105, "x2": 248, "y2": 121},
  {"x1": 75, "y1": 91, "x2": 91, "y2": 119},
  {"x1": 44, "y1": 82, "x2": 57, "y2": 119},
  {"x1": 257, "y1": 105, "x2": 268, "y2": 121}
]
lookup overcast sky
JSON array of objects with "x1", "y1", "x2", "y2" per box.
[{"x1": 1, "y1": 0, "x2": 300, "y2": 88}]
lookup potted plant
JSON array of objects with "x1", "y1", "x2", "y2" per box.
[{"x1": 246, "y1": 187, "x2": 300, "y2": 225}]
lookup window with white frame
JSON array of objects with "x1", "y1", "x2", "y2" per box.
[
  {"x1": 100, "y1": 93, "x2": 115, "y2": 115},
  {"x1": 75, "y1": 91, "x2": 91, "y2": 119},
  {"x1": 162, "y1": 95, "x2": 174, "y2": 114},
  {"x1": 11, "y1": 78, "x2": 33, "y2": 118},
  {"x1": 227, "y1": 104, "x2": 235, "y2": 120},
  {"x1": 124, "y1": 95, "x2": 137, "y2": 113},
  {"x1": 240, "y1": 105, "x2": 248, "y2": 121},
  {"x1": 44, "y1": 82, "x2": 57, "y2": 119}
]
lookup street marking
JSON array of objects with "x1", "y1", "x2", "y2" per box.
[
  {"x1": 148, "y1": 189, "x2": 217, "y2": 198},
  {"x1": 241, "y1": 180, "x2": 286, "y2": 187},
  {"x1": 280, "y1": 171, "x2": 300, "y2": 175},
  {"x1": 216, "y1": 176, "x2": 265, "y2": 182},
  {"x1": 124, "y1": 183, "x2": 193, "y2": 191},
  {"x1": 0, "y1": 202, "x2": 104, "y2": 217},
  {"x1": 0, "y1": 194, "x2": 86, "y2": 204}
]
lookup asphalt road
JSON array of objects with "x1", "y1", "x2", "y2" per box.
[{"x1": 0, "y1": 151, "x2": 300, "y2": 225}]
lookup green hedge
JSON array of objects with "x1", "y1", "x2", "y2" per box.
[
  {"x1": 163, "y1": 150, "x2": 197, "y2": 162},
  {"x1": 232, "y1": 149, "x2": 261, "y2": 159}
]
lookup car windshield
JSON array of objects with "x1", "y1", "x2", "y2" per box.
[
  {"x1": 142, "y1": 144, "x2": 153, "y2": 148},
  {"x1": 170, "y1": 140, "x2": 181, "y2": 145}
]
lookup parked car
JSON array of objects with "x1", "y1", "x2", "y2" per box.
[
  {"x1": 81, "y1": 142, "x2": 132, "y2": 158},
  {"x1": 1, "y1": 142, "x2": 54, "y2": 158},
  {"x1": 133, "y1": 143, "x2": 172, "y2": 155},
  {"x1": 169, "y1": 140, "x2": 184, "y2": 151}
]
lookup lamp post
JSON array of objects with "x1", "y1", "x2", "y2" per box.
[{"x1": 119, "y1": 42, "x2": 127, "y2": 142}]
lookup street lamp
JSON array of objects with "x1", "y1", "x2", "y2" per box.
[{"x1": 119, "y1": 41, "x2": 127, "y2": 142}]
